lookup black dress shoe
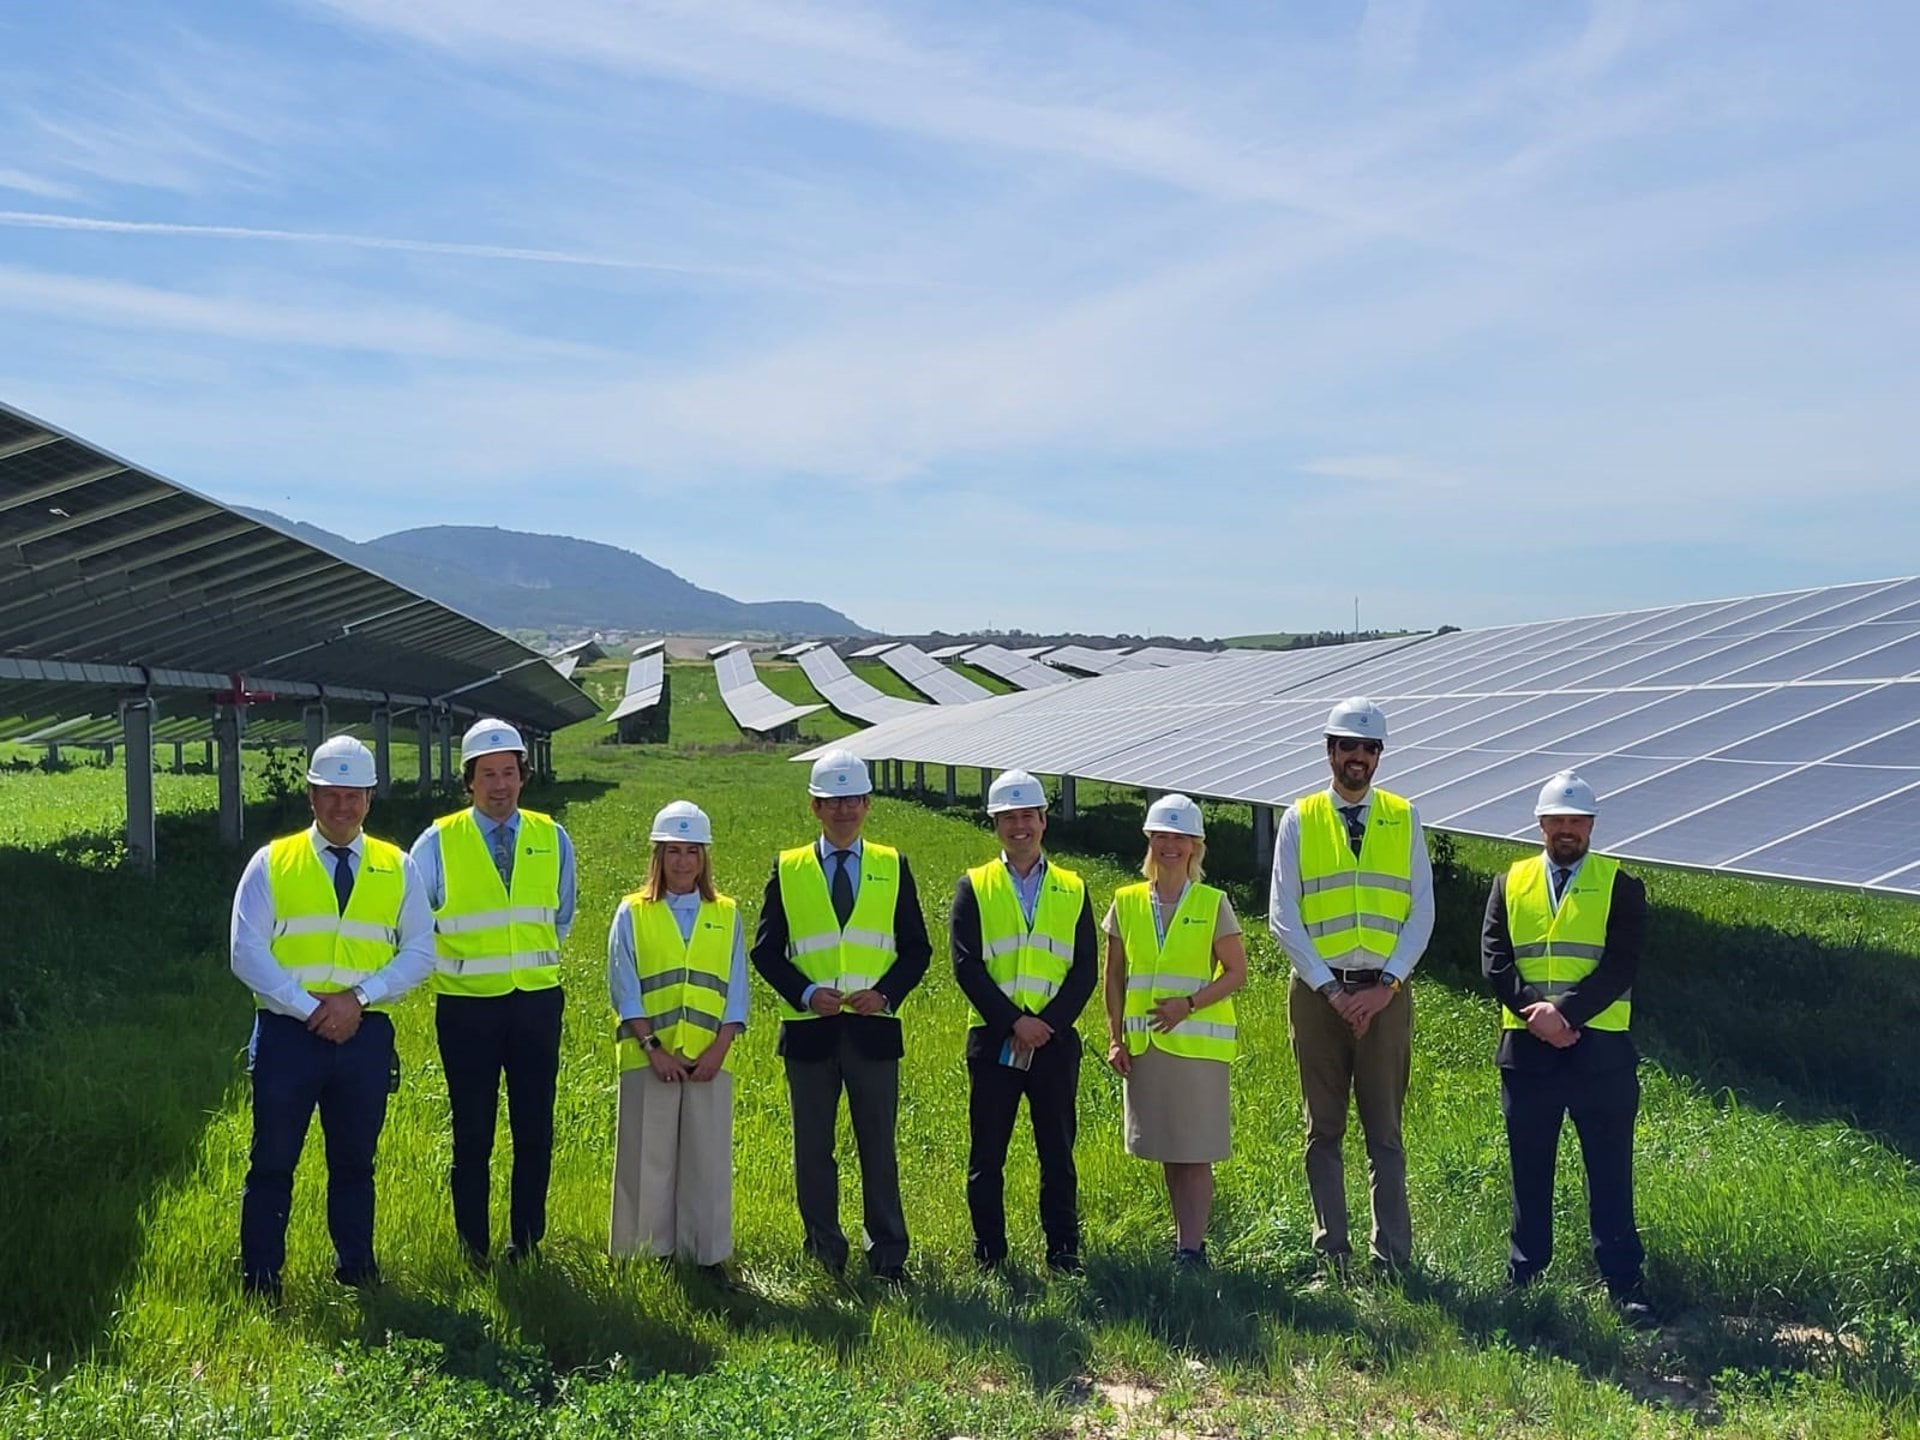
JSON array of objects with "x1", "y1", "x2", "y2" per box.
[
  {"x1": 1046, "y1": 1253, "x2": 1084, "y2": 1276},
  {"x1": 871, "y1": 1264, "x2": 911, "y2": 1287},
  {"x1": 242, "y1": 1272, "x2": 283, "y2": 1305},
  {"x1": 1610, "y1": 1283, "x2": 1658, "y2": 1328},
  {"x1": 1173, "y1": 1245, "x2": 1209, "y2": 1269},
  {"x1": 334, "y1": 1264, "x2": 382, "y2": 1288}
]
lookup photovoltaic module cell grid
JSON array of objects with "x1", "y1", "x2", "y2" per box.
[
  {"x1": 797, "y1": 647, "x2": 925, "y2": 725},
  {"x1": 713, "y1": 646, "x2": 824, "y2": 733},
  {"x1": 879, "y1": 644, "x2": 992, "y2": 704},
  {"x1": 964, "y1": 644, "x2": 1076, "y2": 690},
  {"x1": 607, "y1": 650, "x2": 665, "y2": 722},
  {"x1": 800, "y1": 579, "x2": 1920, "y2": 895}
]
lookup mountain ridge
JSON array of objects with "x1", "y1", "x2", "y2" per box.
[{"x1": 237, "y1": 510, "x2": 868, "y2": 637}]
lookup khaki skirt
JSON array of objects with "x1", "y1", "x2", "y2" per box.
[{"x1": 1123, "y1": 1043, "x2": 1231, "y2": 1162}]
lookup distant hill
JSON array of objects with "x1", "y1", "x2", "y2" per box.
[{"x1": 237, "y1": 512, "x2": 868, "y2": 637}]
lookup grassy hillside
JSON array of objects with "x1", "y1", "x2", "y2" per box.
[{"x1": 3, "y1": 664, "x2": 1920, "y2": 1436}]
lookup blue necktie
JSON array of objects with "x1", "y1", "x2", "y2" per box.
[
  {"x1": 326, "y1": 845, "x2": 355, "y2": 913},
  {"x1": 491, "y1": 823, "x2": 514, "y2": 888},
  {"x1": 1552, "y1": 865, "x2": 1572, "y2": 907}
]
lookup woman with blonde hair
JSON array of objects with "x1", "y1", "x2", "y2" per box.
[
  {"x1": 607, "y1": 800, "x2": 747, "y2": 1268},
  {"x1": 1103, "y1": 794, "x2": 1248, "y2": 1266}
]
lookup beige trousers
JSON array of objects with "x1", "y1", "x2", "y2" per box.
[
  {"x1": 1286, "y1": 973, "x2": 1413, "y2": 1266},
  {"x1": 610, "y1": 1067, "x2": 735, "y2": 1264}
]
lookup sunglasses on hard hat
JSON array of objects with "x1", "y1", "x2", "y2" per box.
[{"x1": 1335, "y1": 738, "x2": 1383, "y2": 755}]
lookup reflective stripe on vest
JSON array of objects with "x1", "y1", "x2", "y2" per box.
[
  {"x1": 265, "y1": 832, "x2": 406, "y2": 1010},
  {"x1": 966, "y1": 859, "x2": 1084, "y2": 1024},
  {"x1": 430, "y1": 809, "x2": 563, "y2": 995},
  {"x1": 1293, "y1": 790, "x2": 1415, "y2": 964},
  {"x1": 615, "y1": 893, "x2": 738, "y2": 1072},
  {"x1": 1502, "y1": 853, "x2": 1629, "y2": 1031},
  {"x1": 1115, "y1": 881, "x2": 1237, "y2": 1062},
  {"x1": 777, "y1": 842, "x2": 901, "y2": 1022}
]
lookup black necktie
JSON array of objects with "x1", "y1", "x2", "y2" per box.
[
  {"x1": 1552, "y1": 865, "x2": 1572, "y2": 906},
  {"x1": 1339, "y1": 804, "x2": 1365, "y2": 859},
  {"x1": 830, "y1": 849, "x2": 855, "y2": 927},
  {"x1": 326, "y1": 844, "x2": 355, "y2": 913}
]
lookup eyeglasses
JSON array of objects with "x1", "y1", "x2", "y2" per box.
[
  {"x1": 814, "y1": 794, "x2": 868, "y2": 809},
  {"x1": 1334, "y1": 738, "x2": 1383, "y2": 755}
]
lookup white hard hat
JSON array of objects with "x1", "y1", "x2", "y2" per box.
[
  {"x1": 307, "y1": 735, "x2": 377, "y2": 788},
  {"x1": 650, "y1": 800, "x2": 713, "y2": 845},
  {"x1": 808, "y1": 748, "x2": 872, "y2": 798},
  {"x1": 987, "y1": 769, "x2": 1047, "y2": 815},
  {"x1": 1534, "y1": 770, "x2": 1599, "y2": 817},
  {"x1": 461, "y1": 718, "x2": 526, "y2": 766},
  {"x1": 1143, "y1": 793, "x2": 1205, "y2": 838},
  {"x1": 1325, "y1": 697, "x2": 1389, "y2": 743}
]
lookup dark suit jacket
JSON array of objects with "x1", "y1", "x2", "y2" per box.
[
  {"x1": 749, "y1": 844, "x2": 932, "y2": 1061},
  {"x1": 1482, "y1": 859, "x2": 1646, "y2": 1074},
  {"x1": 949, "y1": 864, "x2": 1098, "y2": 1063}
]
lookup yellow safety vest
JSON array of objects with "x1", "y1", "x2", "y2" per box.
[
  {"x1": 776, "y1": 841, "x2": 901, "y2": 1023},
  {"x1": 1115, "y1": 881, "x2": 1237, "y2": 1062},
  {"x1": 429, "y1": 809, "x2": 563, "y2": 996},
  {"x1": 966, "y1": 859, "x2": 1084, "y2": 1024},
  {"x1": 265, "y1": 831, "x2": 406, "y2": 1012},
  {"x1": 614, "y1": 893, "x2": 738, "y2": 1071},
  {"x1": 1502, "y1": 853, "x2": 1629, "y2": 1032},
  {"x1": 1294, "y1": 789, "x2": 1415, "y2": 965}
]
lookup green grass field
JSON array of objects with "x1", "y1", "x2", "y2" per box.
[{"x1": 4, "y1": 658, "x2": 1920, "y2": 1436}]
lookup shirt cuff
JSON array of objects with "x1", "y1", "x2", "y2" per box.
[
  {"x1": 800, "y1": 982, "x2": 819, "y2": 1006},
  {"x1": 1298, "y1": 962, "x2": 1336, "y2": 991}
]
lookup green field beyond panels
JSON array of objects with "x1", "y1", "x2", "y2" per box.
[{"x1": 4, "y1": 658, "x2": 1920, "y2": 1438}]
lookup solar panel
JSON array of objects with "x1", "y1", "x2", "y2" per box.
[
  {"x1": 797, "y1": 647, "x2": 924, "y2": 724},
  {"x1": 850, "y1": 642, "x2": 898, "y2": 659},
  {"x1": 927, "y1": 643, "x2": 978, "y2": 660},
  {"x1": 1127, "y1": 646, "x2": 1219, "y2": 667},
  {"x1": 714, "y1": 646, "x2": 824, "y2": 733},
  {"x1": 1011, "y1": 646, "x2": 1055, "y2": 658},
  {"x1": 878, "y1": 643, "x2": 992, "y2": 705},
  {"x1": 963, "y1": 643, "x2": 1076, "y2": 690},
  {"x1": 607, "y1": 649, "x2": 665, "y2": 722},
  {"x1": 777, "y1": 641, "x2": 820, "y2": 659},
  {"x1": 800, "y1": 583, "x2": 1920, "y2": 896},
  {"x1": 1041, "y1": 645, "x2": 1154, "y2": 676}
]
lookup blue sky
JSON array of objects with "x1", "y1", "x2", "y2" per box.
[{"x1": 2, "y1": 1, "x2": 1915, "y2": 637}]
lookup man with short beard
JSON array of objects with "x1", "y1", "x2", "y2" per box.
[{"x1": 1482, "y1": 770, "x2": 1653, "y2": 1324}]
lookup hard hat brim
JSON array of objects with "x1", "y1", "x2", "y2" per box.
[{"x1": 1534, "y1": 804, "x2": 1598, "y2": 817}]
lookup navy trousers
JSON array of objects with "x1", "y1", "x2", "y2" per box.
[
  {"x1": 435, "y1": 986, "x2": 565, "y2": 1259},
  {"x1": 240, "y1": 1010, "x2": 395, "y2": 1288},
  {"x1": 1501, "y1": 1061, "x2": 1644, "y2": 1291},
  {"x1": 965, "y1": 1036, "x2": 1080, "y2": 1265}
]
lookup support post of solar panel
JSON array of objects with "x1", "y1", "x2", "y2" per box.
[
  {"x1": 980, "y1": 767, "x2": 991, "y2": 804},
  {"x1": 1253, "y1": 804, "x2": 1275, "y2": 873},
  {"x1": 303, "y1": 701, "x2": 327, "y2": 759},
  {"x1": 1060, "y1": 775, "x2": 1077, "y2": 822},
  {"x1": 372, "y1": 708, "x2": 392, "y2": 798},
  {"x1": 171, "y1": 741, "x2": 184, "y2": 774},
  {"x1": 416, "y1": 710, "x2": 433, "y2": 797},
  {"x1": 945, "y1": 765, "x2": 957, "y2": 804},
  {"x1": 215, "y1": 703, "x2": 244, "y2": 849},
  {"x1": 437, "y1": 710, "x2": 454, "y2": 793},
  {"x1": 914, "y1": 761, "x2": 925, "y2": 794},
  {"x1": 121, "y1": 696, "x2": 156, "y2": 876}
]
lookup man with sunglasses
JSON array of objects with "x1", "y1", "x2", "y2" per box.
[
  {"x1": 1268, "y1": 698, "x2": 1434, "y2": 1276},
  {"x1": 750, "y1": 747, "x2": 932, "y2": 1285}
]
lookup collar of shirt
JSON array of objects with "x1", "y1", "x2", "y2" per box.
[
  {"x1": 307, "y1": 826, "x2": 364, "y2": 859},
  {"x1": 473, "y1": 808, "x2": 518, "y2": 841},
  {"x1": 1148, "y1": 879, "x2": 1191, "y2": 916},
  {"x1": 816, "y1": 836, "x2": 863, "y2": 864},
  {"x1": 1326, "y1": 784, "x2": 1372, "y2": 812},
  {"x1": 1543, "y1": 852, "x2": 1587, "y2": 887},
  {"x1": 664, "y1": 887, "x2": 704, "y2": 915},
  {"x1": 1000, "y1": 852, "x2": 1047, "y2": 881}
]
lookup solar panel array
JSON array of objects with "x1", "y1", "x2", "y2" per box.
[
  {"x1": 879, "y1": 643, "x2": 992, "y2": 705},
  {"x1": 927, "y1": 643, "x2": 977, "y2": 660},
  {"x1": 797, "y1": 646, "x2": 925, "y2": 724},
  {"x1": 712, "y1": 644, "x2": 824, "y2": 733},
  {"x1": 851, "y1": 642, "x2": 898, "y2": 659},
  {"x1": 0, "y1": 399, "x2": 596, "y2": 744},
  {"x1": 962, "y1": 643, "x2": 1077, "y2": 690},
  {"x1": 1129, "y1": 646, "x2": 1220, "y2": 668},
  {"x1": 805, "y1": 579, "x2": 1920, "y2": 896},
  {"x1": 607, "y1": 643, "x2": 666, "y2": 723}
]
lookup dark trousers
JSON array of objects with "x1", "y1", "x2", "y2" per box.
[
  {"x1": 240, "y1": 1010, "x2": 394, "y2": 1286},
  {"x1": 966, "y1": 1037, "x2": 1080, "y2": 1264},
  {"x1": 783, "y1": 1030, "x2": 908, "y2": 1271},
  {"x1": 435, "y1": 986, "x2": 565, "y2": 1258},
  {"x1": 1501, "y1": 1061, "x2": 1644, "y2": 1290}
]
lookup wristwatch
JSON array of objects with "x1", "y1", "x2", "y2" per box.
[
  {"x1": 641, "y1": 1033, "x2": 663, "y2": 1052},
  {"x1": 1316, "y1": 979, "x2": 1341, "y2": 997},
  {"x1": 350, "y1": 985, "x2": 370, "y2": 1006},
  {"x1": 1382, "y1": 974, "x2": 1404, "y2": 993}
]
